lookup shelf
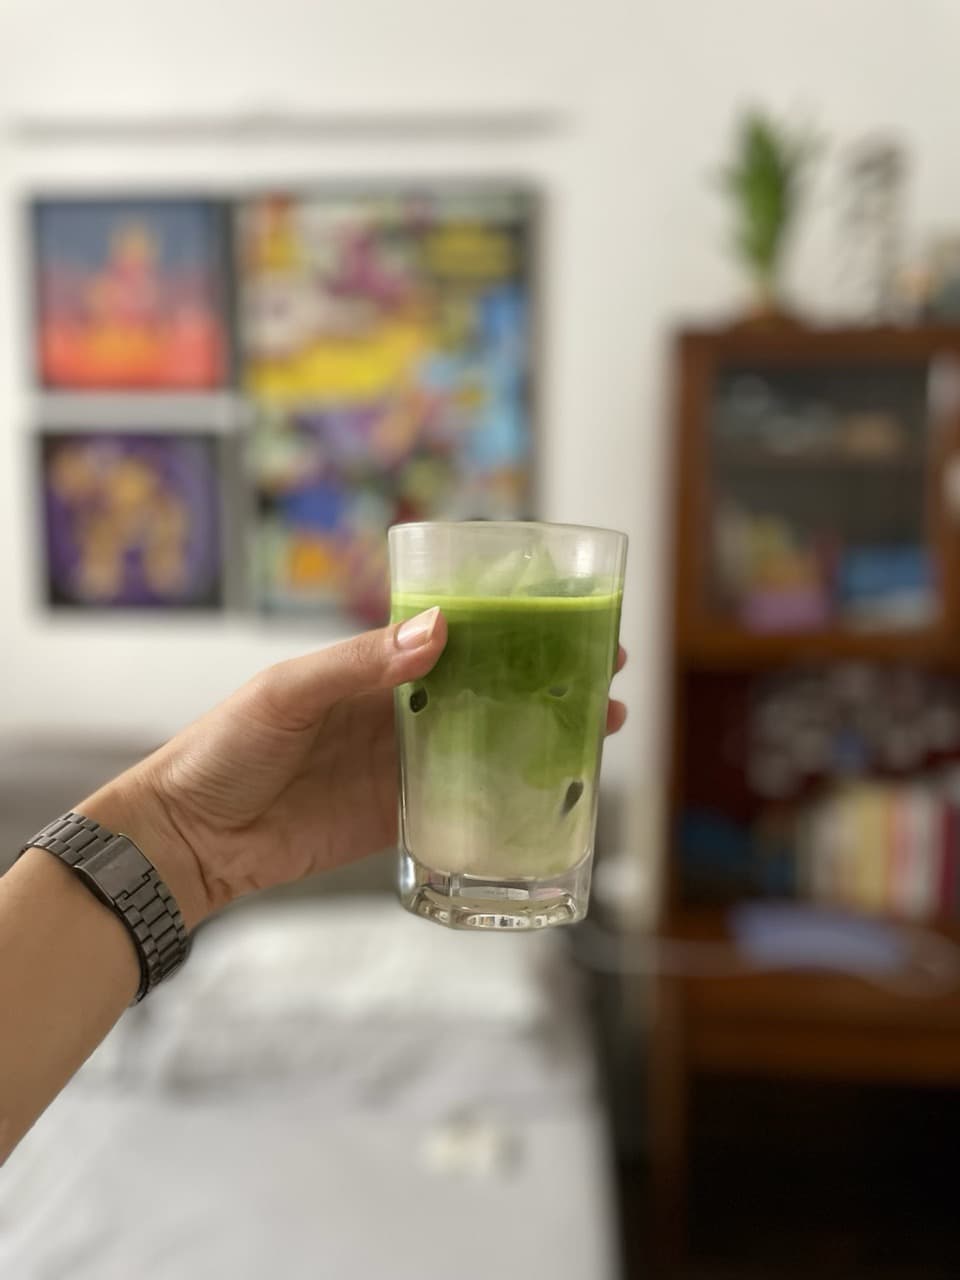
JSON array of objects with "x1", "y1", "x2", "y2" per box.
[
  {"x1": 662, "y1": 323, "x2": 960, "y2": 1090},
  {"x1": 670, "y1": 903, "x2": 960, "y2": 945},
  {"x1": 680, "y1": 323, "x2": 960, "y2": 362},
  {"x1": 713, "y1": 446, "x2": 927, "y2": 472},
  {"x1": 679, "y1": 623, "x2": 953, "y2": 668},
  {"x1": 658, "y1": 906, "x2": 960, "y2": 1083}
]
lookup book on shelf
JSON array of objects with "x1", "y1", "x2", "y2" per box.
[
  {"x1": 938, "y1": 803, "x2": 959, "y2": 918},
  {"x1": 898, "y1": 785, "x2": 940, "y2": 921},
  {"x1": 681, "y1": 767, "x2": 960, "y2": 923},
  {"x1": 852, "y1": 784, "x2": 887, "y2": 914},
  {"x1": 805, "y1": 782, "x2": 946, "y2": 920}
]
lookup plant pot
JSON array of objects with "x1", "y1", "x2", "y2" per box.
[{"x1": 734, "y1": 277, "x2": 803, "y2": 329}]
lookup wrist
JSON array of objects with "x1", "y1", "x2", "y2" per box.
[
  {"x1": 79, "y1": 769, "x2": 210, "y2": 932},
  {"x1": 14, "y1": 846, "x2": 142, "y2": 1004}
]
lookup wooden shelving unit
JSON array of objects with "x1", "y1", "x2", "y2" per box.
[{"x1": 651, "y1": 323, "x2": 960, "y2": 1270}]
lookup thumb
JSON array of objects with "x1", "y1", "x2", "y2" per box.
[{"x1": 251, "y1": 607, "x2": 447, "y2": 729}]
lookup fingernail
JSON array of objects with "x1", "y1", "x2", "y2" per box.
[{"x1": 395, "y1": 606, "x2": 440, "y2": 651}]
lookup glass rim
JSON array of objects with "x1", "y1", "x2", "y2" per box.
[{"x1": 388, "y1": 519, "x2": 628, "y2": 543}]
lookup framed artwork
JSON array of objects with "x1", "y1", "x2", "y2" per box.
[
  {"x1": 250, "y1": 406, "x2": 397, "y2": 621},
  {"x1": 32, "y1": 199, "x2": 230, "y2": 389},
  {"x1": 239, "y1": 188, "x2": 535, "y2": 620},
  {"x1": 39, "y1": 431, "x2": 223, "y2": 609}
]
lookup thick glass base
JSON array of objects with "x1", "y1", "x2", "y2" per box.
[{"x1": 398, "y1": 847, "x2": 593, "y2": 930}]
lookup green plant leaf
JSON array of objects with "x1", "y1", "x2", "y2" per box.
[{"x1": 715, "y1": 108, "x2": 818, "y2": 284}]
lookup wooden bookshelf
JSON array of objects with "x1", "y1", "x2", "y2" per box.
[{"x1": 651, "y1": 323, "x2": 960, "y2": 1270}]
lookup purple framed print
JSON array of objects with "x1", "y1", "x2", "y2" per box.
[{"x1": 39, "y1": 431, "x2": 223, "y2": 609}]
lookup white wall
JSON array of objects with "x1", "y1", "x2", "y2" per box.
[{"x1": 2, "y1": 0, "x2": 960, "y2": 826}]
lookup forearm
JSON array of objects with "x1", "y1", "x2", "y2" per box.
[
  {"x1": 0, "y1": 773, "x2": 207, "y2": 1164},
  {"x1": 0, "y1": 615, "x2": 448, "y2": 1164},
  {"x1": 0, "y1": 848, "x2": 137, "y2": 1162}
]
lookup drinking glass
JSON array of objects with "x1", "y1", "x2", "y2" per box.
[{"x1": 390, "y1": 520, "x2": 627, "y2": 930}]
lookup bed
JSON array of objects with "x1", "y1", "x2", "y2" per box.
[{"x1": 2, "y1": 896, "x2": 621, "y2": 1280}]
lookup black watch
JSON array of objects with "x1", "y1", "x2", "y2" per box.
[{"x1": 20, "y1": 812, "x2": 190, "y2": 1003}]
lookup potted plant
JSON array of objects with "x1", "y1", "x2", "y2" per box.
[{"x1": 718, "y1": 109, "x2": 818, "y2": 321}]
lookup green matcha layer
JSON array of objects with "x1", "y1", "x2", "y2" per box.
[{"x1": 393, "y1": 591, "x2": 621, "y2": 878}]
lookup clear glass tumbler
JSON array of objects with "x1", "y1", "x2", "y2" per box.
[{"x1": 390, "y1": 520, "x2": 627, "y2": 930}]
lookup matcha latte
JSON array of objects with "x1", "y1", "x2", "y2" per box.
[
  {"x1": 389, "y1": 521, "x2": 627, "y2": 931},
  {"x1": 393, "y1": 590, "x2": 622, "y2": 881}
]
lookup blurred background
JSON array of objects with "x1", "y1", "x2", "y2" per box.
[{"x1": 6, "y1": 1, "x2": 960, "y2": 1277}]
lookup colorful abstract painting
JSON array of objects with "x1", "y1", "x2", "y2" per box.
[
  {"x1": 33, "y1": 200, "x2": 229, "y2": 389},
  {"x1": 40, "y1": 432, "x2": 222, "y2": 608},
  {"x1": 239, "y1": 189, "x2": 534, "y2": 621}
]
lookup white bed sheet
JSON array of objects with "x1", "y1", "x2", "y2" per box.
[
  {"x1": 2, "y1": 1083, "x2": 618, "y2": 1280},
  {"x1": 1, "y1": 899, "x2": 621, "y2": 1280}
]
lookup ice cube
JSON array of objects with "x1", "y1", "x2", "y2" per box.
[
  {"x1": 468, "y1": 548, "x2": 528, "y2": 595},
  {"x1": 466, "y1": 539, "x2": 558, "y2": 598}
]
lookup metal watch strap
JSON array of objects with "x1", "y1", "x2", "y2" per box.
[{"x1": 20, "y1": 812, "x2": 190, "y2": 1003}]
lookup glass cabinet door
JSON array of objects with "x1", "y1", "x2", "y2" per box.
[{"x1": 704, "y1": 359, "x2": 949, "y2": 635}]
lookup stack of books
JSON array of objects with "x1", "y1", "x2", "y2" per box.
[{"x1": 795, "y1": 779, "x2": 960, "y2": 921}]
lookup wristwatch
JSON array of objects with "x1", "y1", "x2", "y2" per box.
[{"x1": 20, "y1": 812, "x2": 190, "y2": 1003}]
